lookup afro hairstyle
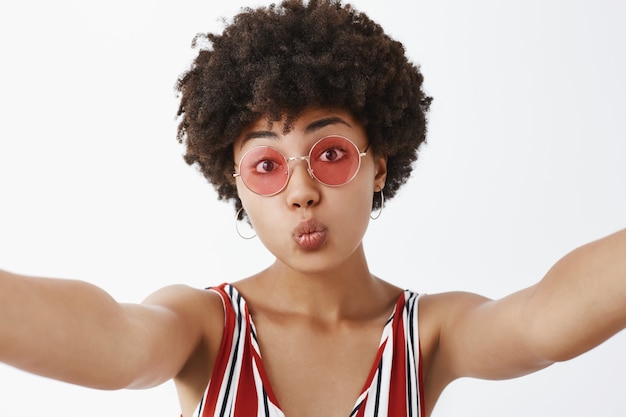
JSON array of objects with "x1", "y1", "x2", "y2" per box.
[{"x1": 176, "y1": 0, "x2": 432, "y2": 213}]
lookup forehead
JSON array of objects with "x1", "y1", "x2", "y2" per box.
[{"x1": 235, "y1": 108, "x2": 366, "y2": 149}]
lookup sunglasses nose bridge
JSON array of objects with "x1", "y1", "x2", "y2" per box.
[{"x1": 286, "y1": 155, "x2": 315, "y2": 179}]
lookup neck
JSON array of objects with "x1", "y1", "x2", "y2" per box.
[{"x1": 251, "y1": 244, "x2": 394, "y2": 322}]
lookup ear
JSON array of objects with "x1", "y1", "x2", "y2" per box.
[{"x1": 373, "y1": 154, "x2": 388, "y2": 191}]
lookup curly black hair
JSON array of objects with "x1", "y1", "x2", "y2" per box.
[{"x1": 176, "y1": 0, "x2": 432, "y2": 213}]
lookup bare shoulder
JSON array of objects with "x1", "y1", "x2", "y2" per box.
[
  {"x1": 141, "y1": 284, "x2": 225, "y2": 349},
  {"x1": 420, "y1": 290, "x2": 489, "y2": 327},
  {"x1": 143, "y1": 284, "x2": 223, "y2": 313},
  {"x1": 419, "y1": 290, "x2": 492, "y2": 344},
  {"x1": 417, "y1": 291, "x2": 492, "y2": 405},
  {"x1": 143, "y1": 284, "x2": 226, "y2": 416},
  {"x1": 419, "y1": 291, "x2": 491, "y2": 323}
]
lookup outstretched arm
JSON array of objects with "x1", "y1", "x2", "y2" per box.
[
  {"x1": 426, "y1": 228, "x2": 626, "y2": 385},
  {"x1": 521, "y1": 228, "x2": 626, "y2": 362},
  {"x1": 0, "y1": 270, "x2": 220, "y2": 390}
]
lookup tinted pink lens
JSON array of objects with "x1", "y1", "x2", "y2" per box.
[
  {"x1": 239, "y1": 146, "x2": 289, "y2": 195},
  {"x1": 309, "y1": 136, "x2": 361, "y2": 186}
]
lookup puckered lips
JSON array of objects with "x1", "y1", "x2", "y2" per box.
[{"x1": 292, "y1": 218, "x2": 327, "y2": 250}]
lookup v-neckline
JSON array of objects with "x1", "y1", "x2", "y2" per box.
[{"x1": 233, "y1": 284, "x2": 401, "y2": 416}]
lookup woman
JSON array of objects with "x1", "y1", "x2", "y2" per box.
[{"x1": 1, "y1": 1, "x2": 624, "y2": 416}]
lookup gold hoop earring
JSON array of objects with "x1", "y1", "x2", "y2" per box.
[
  {"x1": 235, "y1": 207, "x2": 256, "y2": 240},
  {"x1": 370, "y1": 188, "x2": 384, "y2": 220}
]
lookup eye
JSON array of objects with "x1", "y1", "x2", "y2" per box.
[
  {"x1": 318, "y1": 147, "x2": 347, "y2": 162},
  {"x1": 254, "y1": 159, "x2": 279, "y2": 173},
  {"x1": 240, "y1": 146, "x2": 286, "y2": 176}
]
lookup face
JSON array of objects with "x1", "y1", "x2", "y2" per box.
[{"x1": 233, "y1": 108, "x2": 387, "y2": 274}]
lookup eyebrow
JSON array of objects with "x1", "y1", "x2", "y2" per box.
[
  {"x1": 304, "y1": 116, "x2": 352, "y2": 134},
  {"x1": 240, "y1": 116, "x2": 352, "y2": 147}
]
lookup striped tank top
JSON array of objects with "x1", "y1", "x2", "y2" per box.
[{"x1": 192, "y1": 283, "x2": 425, "y2": 417}]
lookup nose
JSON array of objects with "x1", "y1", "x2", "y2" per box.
[{"x1": 285, "y1": 159, "x2": 320, "y2": 208}]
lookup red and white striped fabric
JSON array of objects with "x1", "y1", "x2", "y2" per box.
[{"x1": 192, "y1": 283, "x2": 425, "y2": 417}]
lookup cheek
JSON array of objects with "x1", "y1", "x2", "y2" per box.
[
  {"x1": 236, "y1": 180, "x2": 260, "y2": 212},
  {"x1": 349, "y1": 190, "x2": 375, "y2": 225},
  {"x1": 353, "y1": 161, "x2": 378, "y2": 207},
  {"x1": 236, "y1": 183, "x2": 266, "y2": 228},
  {"x1": 243, "y1": 198, "x2": 285, "y2": 237},
  {"x1": 330, "y1": 180, "x2": 375, "y2": 228}
]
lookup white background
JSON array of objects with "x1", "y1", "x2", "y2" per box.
[{"x1": 1, "y1": 0, "x2": 625, "y2": 416}]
